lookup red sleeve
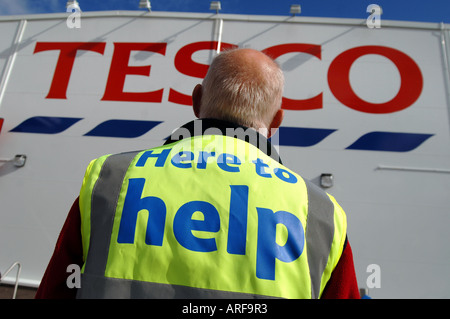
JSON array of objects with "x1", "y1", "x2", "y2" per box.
[
  {"x1": 35, "y1": 197, "x2": 83, "y2": 299},
  {"x1": 321, "y1": 240, "x2": 360, "y2": 299}
]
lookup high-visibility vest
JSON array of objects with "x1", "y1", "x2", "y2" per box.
[{"x1": 77, "y1": 134, "x2": 347, "y2": 299}]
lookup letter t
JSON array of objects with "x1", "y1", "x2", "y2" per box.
[{"x1": 34, "y1": 42, "x2": 106, "y2": 99}]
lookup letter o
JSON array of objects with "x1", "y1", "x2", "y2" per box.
[
  {"x1": 273, "y1": 168, "x2": 297, "y2": 184},
  {"x1": 328, "y1": 46, "x2": 423, "y2": 114}
]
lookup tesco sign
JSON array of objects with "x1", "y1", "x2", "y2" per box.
[{"x1": 34, "y1": 41, "x2": 423, "y2": 114}]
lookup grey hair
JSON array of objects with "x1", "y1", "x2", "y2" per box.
[{"x1": 200, "y1": 49, "x2": 284, "y2": 130}]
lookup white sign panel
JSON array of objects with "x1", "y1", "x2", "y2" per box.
[{"x1": 0, "y1": 12, "x2": 449, "y2": 298}]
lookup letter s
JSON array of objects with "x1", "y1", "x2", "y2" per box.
[{"x1": 168, "y1": 41, "x2": 237, "y2": 105}]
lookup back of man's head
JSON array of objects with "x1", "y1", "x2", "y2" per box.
[{"x1": 199, "y1": 48, "x2": 284, "y2": 133}]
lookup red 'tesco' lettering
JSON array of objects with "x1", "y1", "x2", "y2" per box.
[
  {"x1": 263, "y1": 43, "x2": 323, "y2": 111},
  {"x1": 33, "y1": 41, "x2": 423, "y2": 114}
]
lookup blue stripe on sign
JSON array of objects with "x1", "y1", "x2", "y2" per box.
[
  {"x1": 275, "y1": 127, "x2": 337, "y2": 147},
  {"x1": 346, "y1": 131, "x2": 434, "y2": 152},
  {"x1": 84, "y1": 119, "x2": 162, "y2": 138},
  {"x1": 10, "y1": 116, "x2": 82, "y2": 134}
]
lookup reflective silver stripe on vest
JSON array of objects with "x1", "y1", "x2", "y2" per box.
[
  {"x1": 78, "y1": 273, "x2": 277, "y2": 299},
  {"x1": 303, "y1": 179, "x2": 335, "y2": 299},
  {"x1": 78, "y1": 151, "x2": 139, "y2": 299},
  {"x1": 78, "y1": 151, "x2": 335, "y2": 299}
]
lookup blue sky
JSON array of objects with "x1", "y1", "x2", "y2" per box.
[{"x1": 0, "y1": 0, "x2": 449, "y2": 24}]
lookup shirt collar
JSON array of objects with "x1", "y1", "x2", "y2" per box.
[{"x1": 164, "y1": 118, "x2": 282, "y2": 164}]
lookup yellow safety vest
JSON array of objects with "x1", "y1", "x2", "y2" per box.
[{"x1": 77, "y1": 134, "x2": 347, "y2": 299}]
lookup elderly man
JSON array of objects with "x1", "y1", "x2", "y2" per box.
[{"x1": 36, "y1": 49, "x2": 359, "y2": 299}]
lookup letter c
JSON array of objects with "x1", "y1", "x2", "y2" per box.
[{"x1": 263, "y1": 43, "x2": 323, "y2": 110}]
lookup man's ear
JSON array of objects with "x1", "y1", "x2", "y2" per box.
[
  {"x1": 192, "y1": 84, "x2": 203, "y2": 118},
  {"x1": 267, "y1": 109, "x2": 284, "y2": 138}
]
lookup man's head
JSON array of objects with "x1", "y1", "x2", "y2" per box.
[{"x1": 192, "y1": 48, "x2": 284, "y2": 137}]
